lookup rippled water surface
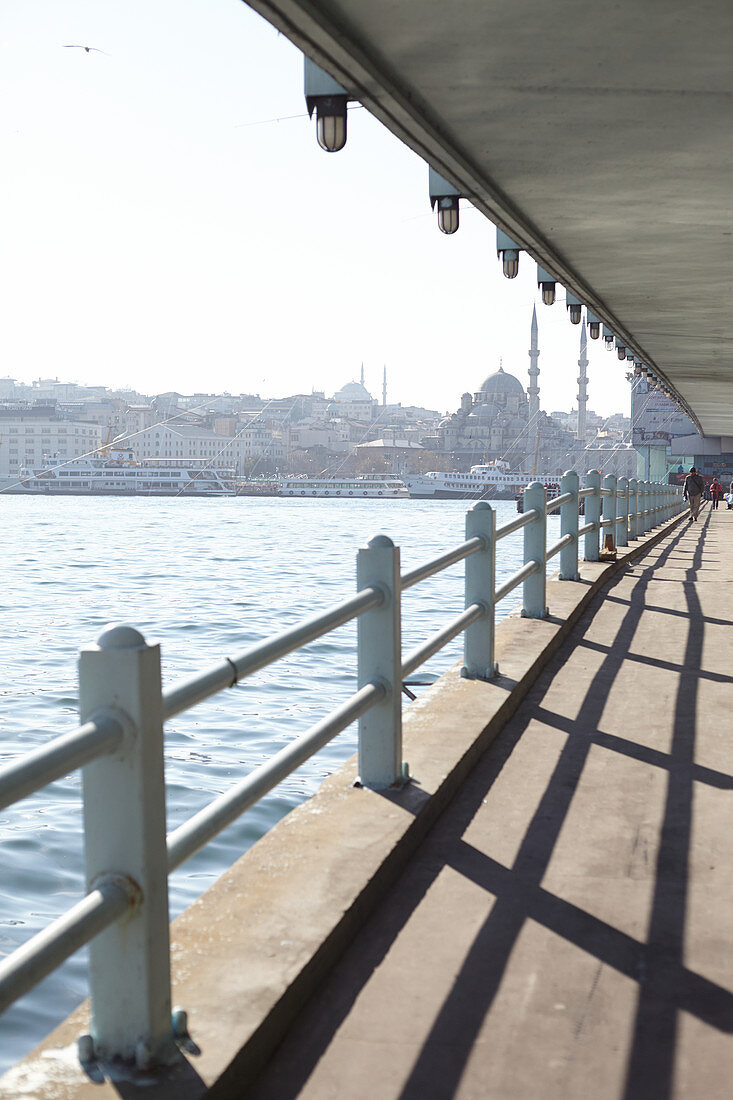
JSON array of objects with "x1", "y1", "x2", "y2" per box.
[{"x1": 0, "y1": 495, "x2": 559, "y2": 1072}]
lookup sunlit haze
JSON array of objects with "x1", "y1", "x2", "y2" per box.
[{"x1": 1, "y1": 0, "x2": 632, "y2": 416}]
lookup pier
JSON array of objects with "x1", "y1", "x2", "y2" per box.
[
  {"x1": 5, "y1": 483, "x2": 733, "y2": 1099},
  {"x1": 250, "y1": 506, "x2": 733, "y2": 1100}
]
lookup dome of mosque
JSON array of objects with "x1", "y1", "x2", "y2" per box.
[
  {"x1": 479, "y1": 366, "x2": 525, "y2": 397},
  {"x1": 334, "y1": 380, "x2": 372, "y2": 402},
  {"x1": 508, "y1": 417, "x2": 527, "y2": 430},
  {"x1": 466, "y1": 402, "x2": 500, "y2": 421}
]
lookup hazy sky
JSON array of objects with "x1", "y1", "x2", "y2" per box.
[{"x1": 1, "y1": 0, "x2": 633, "y2": 417}]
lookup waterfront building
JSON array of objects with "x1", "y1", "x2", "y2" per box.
[
  {"x1": 0, "y1": 406, "x2": 103, "y2": 481},
  {"x1": 113, "y1": 422, "x2": 285, "y2": 474}
]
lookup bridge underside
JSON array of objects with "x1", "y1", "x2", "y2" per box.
[{"x1": 246, "y1": 0, "x2": 733, "y2": 436}]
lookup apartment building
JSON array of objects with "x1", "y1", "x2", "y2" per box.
[
  {"x1": 114, "y1": 423, "x2": 285, "y2": 474},
  {"x1": 0, "y1": 407, "x2": 103, "y2": 478}
]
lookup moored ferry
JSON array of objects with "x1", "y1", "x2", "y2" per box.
[
  {"x1": 15, "y1": 448, "x2": 235, "y2": 496},
  {"x1": 278, "y1": 475, "x2": 408, "y2": 498},
  {"x1": 403, "y1": 461, "x2": 561, "y2": 500}
]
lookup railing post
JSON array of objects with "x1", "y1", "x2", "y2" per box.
[
  {"x1": 602, "y1": 473, "x2": 617, "y2": 547},
  {"x1": 559, "y1": 469, "x2": 579, "y2": 581},
  {"x1": 584, "y1": 470, "x2": 601, "y2": 561},
  {"x1": 628, "y1": 478, "x2": 638, "y2": 539},
  {"x1": 356, "y1": 534, "x2": 403, "y2": 789},
  {"x1": 79, "y1": 624, "x2": 174, "y2": 1067},
  {"x1": 521, "y1": 481, "x2": 548, "y2": 618},
  {"x1": 617, "y1": 476, "x2": 629, "y2": 547},
  {"x1": 462, "y1": 502, "x2": 497, "y2": 680},
  {"x1": 641, "y1": 480, "x2": 649, "y2": 533}
]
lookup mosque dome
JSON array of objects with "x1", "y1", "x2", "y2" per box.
[
  {"x1": 333, "y1": 380, "x2": 372, "y2": 402},
  {"x1": 466, "y1": 402, "x2": 499, "y2": 421},
  {"x1": 508, "y1": 417, "x2": 527, "y2": 430},
  {"x1": 479, "y1": 366, "x2": 525, "y2": 398}
]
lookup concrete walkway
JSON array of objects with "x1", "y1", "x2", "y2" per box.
[{"x1": 249, "y1": 507, "x2": 733, "y2": 1100}]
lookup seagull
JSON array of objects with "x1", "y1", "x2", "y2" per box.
[{"x1": 62, "y1": 44, "x2": 109, "y2": 55}]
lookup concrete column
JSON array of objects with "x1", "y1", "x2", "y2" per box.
[
  {"x1": 559, "y1": 470, "x2": 579, "y2": 581},
  {"x1": 522, "y1": 482, "x2": 548, "y2": 618},
  {"x1": 628, "y1": 478, "x2": 638, "y2": 539},
  {"x1": 79, "y1": 624, "x2": 174, "y2": 1067},
  {"x1": 356, "y1": 535, "x2": 402, "y2": 789},
  {"x1": 584, "y1": 470, "x2": 601, "y2": 562},
  {"x1": 617, "y1": 477, "x2": 629, "y2": 547},
  {"x1": 462, "y1": 502, "x2": 497, "y2": 680}
]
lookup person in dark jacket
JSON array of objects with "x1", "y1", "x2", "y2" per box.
[{"x1": 683, "y1": 467, "x2": 705, "y2": 521}]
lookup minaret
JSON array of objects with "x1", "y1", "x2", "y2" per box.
[
  {"x1": 360, "y1": 363, "x2": 365, "y2": 386},
  {"x1": 577, "y1": 320, "x2": 588, "y2": 443},
  {"x1": 527, "y1": 304, "x2": 540, "y2": 428},
  {"x1": 382, "y1": 365, "x2": 387, "y2": 407}
]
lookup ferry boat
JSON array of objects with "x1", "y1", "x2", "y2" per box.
[
  {"x1": 278, "y1": 475, "x2": 408, "y2": 498},
  {"x1": 403, "y1": 461, "x2": 562, "y2": 500},
  {"x1": 16, "y1": 449, "x2": 235, "y2": 496}
]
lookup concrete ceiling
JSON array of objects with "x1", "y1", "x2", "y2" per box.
[{"x1": 245, "y1": 1, "x2": 733, "y2": 437}]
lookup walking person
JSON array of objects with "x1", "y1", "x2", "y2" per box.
[
  {"x1": 683, "y1": 466, "x2": 705, "y2": 521},
  {"x1": 710, "y1": 476, "x2": 723, "y2": 510}
]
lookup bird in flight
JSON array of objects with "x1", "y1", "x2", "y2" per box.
[{"x1": 62, "y1": 44, "x2": 109, "y2": 55}]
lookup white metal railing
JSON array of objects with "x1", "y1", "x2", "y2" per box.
[{"x1": 0, "y1": 472, "x2": 685, "y2": 1070}]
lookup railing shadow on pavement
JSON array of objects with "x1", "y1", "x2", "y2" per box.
[{"x1": 246, "y1": 508, "x2": 733, "y2": 1100}]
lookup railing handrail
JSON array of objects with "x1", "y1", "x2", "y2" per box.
[
  {"x1": 496, "y1": 509, "x2": 538, "y2": 540},
  {"x1": 401, "y1": 535, "x2": 484, "y2": 590},
  {"x1": 0, "y1": 472, "x2": 685, "y2": 1066},
  {"x1": 163, "y1": 584, "x2": 384, "y2": 721},
  {"x1": 0, "y1": 712, "x2": 126, "y2": 814}
]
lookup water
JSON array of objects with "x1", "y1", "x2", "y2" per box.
[{"x1": 0, "y1": 495, "x2": 558, "y2": 1072}]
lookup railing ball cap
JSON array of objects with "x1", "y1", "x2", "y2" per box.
[
  {"x1": 77, "y1": 1034, "x2": 95, "y2": 1064},
  {"x1": 366, "y1": 533, "x2": 394, "y2": 549},
  {"x1": 96, "y1": 624, "x2": 147, "y2": 650},
  {"x1": 472, "y1": 500, "x2": 492, "y2": 511}
]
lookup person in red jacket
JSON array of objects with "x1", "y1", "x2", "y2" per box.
[{"x1": 710, "y1": 477, "x2": 724, "y2": 510}]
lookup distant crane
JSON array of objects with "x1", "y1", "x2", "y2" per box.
[{"x1": 99, "y1": 426, "x2": 114, "y2": 457}]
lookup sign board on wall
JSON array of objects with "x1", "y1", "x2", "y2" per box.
[{"x1": 631, "y1": 377, "x2": 697, "y2": 449}]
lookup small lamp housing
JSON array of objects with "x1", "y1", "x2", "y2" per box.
[
  {"x1": 304, "y1": 57, "x2": 349, "y2": 152},
  {"x1": 566, "y1": 291, "x2": 582, "y2": 324},
  {"x1": 429, "y1": 166, "x2": 461, "y2": 234},
  {"x1": 537, "y1": 264, "x2": 556, "y2": 305},
  {"x1": 497, "y1": 228, "x2": 521, "y2": 278}
]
